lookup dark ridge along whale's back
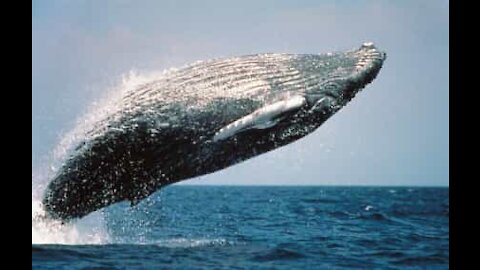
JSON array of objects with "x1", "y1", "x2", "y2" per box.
[{"x1": 43, "y1": 43, "x2": 386, "y2": 221}]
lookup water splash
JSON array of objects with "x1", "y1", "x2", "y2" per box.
[
  {"x1": 32, "y1": 199, "x2": 108, "y2": 245},
  {"x1": 32, "y1": 162, "x2": 108, "y2": 244},
  {"x1": 52, "y1": 70, "x2": 169, "y2": 163},
  {"x1": 32, "y1": 70, "x2": 168, "y2": 245}
]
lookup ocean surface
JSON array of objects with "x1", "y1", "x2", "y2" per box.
[{"x1": 32, "y1": 186, "x2": 449, "y2": 269}]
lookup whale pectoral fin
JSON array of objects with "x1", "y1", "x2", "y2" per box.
[{"x1": 213, "y1": 95, "x2": 306, "y2": 141}]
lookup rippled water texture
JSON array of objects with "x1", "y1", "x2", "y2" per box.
[{"x1": 32, "y1": 186, "x2": 449, "y2": 269}]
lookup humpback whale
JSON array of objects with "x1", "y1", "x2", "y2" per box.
[{"x1": 43, "y1": 43, "x2": 386, "y2": 221}]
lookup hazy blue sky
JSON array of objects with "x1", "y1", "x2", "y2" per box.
[{"x1": 32, "y1": 0, "x2": 449, "y2": 186}]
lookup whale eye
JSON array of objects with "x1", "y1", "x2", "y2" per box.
[
  {"x1": 318, "y1": 80, "x2": 342, "y2": 99},
  {"x1": 323, "y1": 81, "x2": 340, "y2": 92}
]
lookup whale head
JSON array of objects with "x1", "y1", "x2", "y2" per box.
[
  {"x1": 224, "y1": 43, "x2": 387, "y2": 147},
  {"x1": 303, "y1": 42, "x2": 386, "y2": 118}
]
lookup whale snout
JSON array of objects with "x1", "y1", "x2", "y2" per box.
[
  {"x1": 355, "y1": 42, "x2": 386, "y2": 71},
  {"x1": 304, "y1": 43, "x2": 386, "y2": 115}
]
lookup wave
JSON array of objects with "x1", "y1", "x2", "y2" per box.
[
  {"x1": 151, "y1": 238, "x2": 234, "y2": 248},
  {"x1": 252, "y1": 247, "x2": 306, "y2": 262}
]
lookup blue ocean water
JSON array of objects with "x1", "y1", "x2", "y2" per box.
[{"x1": 32, "y1": 186, "x2": 449, "y2": 269}]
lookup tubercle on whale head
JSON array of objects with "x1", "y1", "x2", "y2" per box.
[
  {"x1": 344, "y1": 42, "x2": 386, "y2": 101},
  {"x1": 354, "y1": 42, "x2": 387, "y2": 74}
]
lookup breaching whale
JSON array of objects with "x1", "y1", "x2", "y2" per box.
[{"x1": 43, "y1": 43, "x2": 386, "y2": 221}]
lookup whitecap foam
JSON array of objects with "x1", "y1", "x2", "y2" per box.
[
  {"x1": 152, "y1": 238, "x2": 233, "y2": 248},
  {"x1": 32, "y1": 196, "x2": 109, "y2": 245}
]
